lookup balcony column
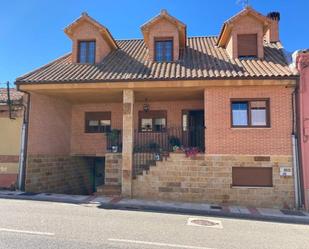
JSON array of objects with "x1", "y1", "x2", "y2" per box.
[{"x1": 121, "y1": 89, "x2": 134, "y2": 197}]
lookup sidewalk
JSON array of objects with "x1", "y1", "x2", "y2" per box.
[{"x1": 1, "y1": 190, "x2": 309, "y2": 224}]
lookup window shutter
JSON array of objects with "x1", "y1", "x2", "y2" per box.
[
  {"x1": 232, "y1": 167, "x2": 273, "y2": 187},
  {"x1": 237, "y1": 34, "x2": 258, "y2": 57},
  {"x1": 85, "y1": 112, "x2": 111, "y2": 120}
]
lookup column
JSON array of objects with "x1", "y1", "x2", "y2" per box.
[{"x1": 121, "y1": 89, "x2": 134, "y2": 197}]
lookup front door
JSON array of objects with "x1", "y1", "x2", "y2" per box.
[
  {"x1": 93, "y1": 157, "x2": 105, "y2": 192},
  {"x1": 188, "y1": 110, "x2": 205, "y2": 151}
]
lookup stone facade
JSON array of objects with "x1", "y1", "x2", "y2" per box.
[
  {"x1": 133, "y1": 153, "x2": 294, "y2": 208},
  {"x1": 25, "y1": 155, "x2": 93, "y2": 195},
  {"x1": 105, "y1": 153, "x2": 122, "y2": 186}
]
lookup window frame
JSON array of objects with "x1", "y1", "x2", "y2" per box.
[
  {"x1": 138, "y1": 110, "x2": 167, "y2": 133},
  {"x1": 85, "y1": 111, "x2": 111, "y2": 133},
  {"x1": 77, "y1": 40, "x2": 96, "y2": 64},
  {"x1": 230, "y1": 99, "x2": 270, "y2": 128},
  {"x1": 154, "y1": 37, "x2": 174, "y2": 62}
]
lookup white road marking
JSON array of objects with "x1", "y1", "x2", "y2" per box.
[
  {"x1": 0, "y1": 228, "x2": 54, "y2": 236},
  {"x1": 108, "y1": 238, "x2": 215, "y2": 249}
]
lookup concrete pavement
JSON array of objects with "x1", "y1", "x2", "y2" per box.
[
  {"x1": 0, "y1": 190, "x2": 309, "y2": 224},
  {"x1": 0, "y1": 198, "x2": 309, "y2": 249}
]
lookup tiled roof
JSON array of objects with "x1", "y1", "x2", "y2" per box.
[
  {"x1": 16, "y1": 36, "x2": 297, "y2": 84},
  {"x1": 0, "y1": 88, "x2": 23, "y2": 103}
]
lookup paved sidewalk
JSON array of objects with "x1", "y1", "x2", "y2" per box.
[{"x1": 1, "y1": 190, "x2": 309, "y2": 224}]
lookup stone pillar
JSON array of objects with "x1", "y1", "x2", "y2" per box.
[{"x1": 121, "y1": 89, "x2": 134, "y2": 197}]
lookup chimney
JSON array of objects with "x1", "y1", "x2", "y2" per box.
[{"x1": 265, "y1": 12, "x2": 280, "y2": 43}]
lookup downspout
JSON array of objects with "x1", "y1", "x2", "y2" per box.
[
  {"x1": 291, "y1": 84, "x2": 302, "y2": 209},
  {"x1": 16, "y1": 85, "x2": 30, "y2": 191}
]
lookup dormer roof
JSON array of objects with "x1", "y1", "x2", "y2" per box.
[
  {"x1": 141, "y1": 9, "x2": 187, "y2": 49},
  {"x1": 64, "y1": 12, "x2": 118, "y2": 49},
  {"x1": 217, "y1": 7, "x2": 271, "y2": 47}
]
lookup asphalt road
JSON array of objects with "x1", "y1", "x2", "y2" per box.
[{"x1": 0, "y1": 199, "x2": 309, "y2": 249}]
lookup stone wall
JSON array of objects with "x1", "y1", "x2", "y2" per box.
[
  {"x1": 105, "y1": 153, "x2": 122, "y2": 185},
  {"x1": 133, "y1": 153, "x2": 295, "y2": 208},
  {"x1": 25, "y1": 155, "x2": 93, "y2": 195}
]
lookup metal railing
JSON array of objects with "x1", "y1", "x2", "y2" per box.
[
  {"x1": 105, "y1": 129, "x2": 122, "y2": 153},
  {"x1": 133, "y1": 126, "x2": 205, "y2": 176}
]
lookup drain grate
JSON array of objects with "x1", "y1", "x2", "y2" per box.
[
  {"x1": 187, "y1": 218, "x2": 223, "y2": 229},
  {"x1": 281, "y1": 209, "x2": 305, "y2": 216},
  {"x1": 19, "y1": 192, "x2": 38, "y2": 196},
  {"x1": 210, "y1": 205, "x2": 222, "y2": 210}
]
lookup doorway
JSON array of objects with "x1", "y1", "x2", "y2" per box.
[
  {"x1": 182, "y1": 110, "x2": 205, "y2": 151},
  {"x1": 93, "y1": 157, "x2": 105, "y2": 192}
]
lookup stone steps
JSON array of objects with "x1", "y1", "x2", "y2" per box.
[{"x1": 95, "y1": 185, "x2": 121, "y2": 196}]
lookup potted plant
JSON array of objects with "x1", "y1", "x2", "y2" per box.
[
  {"x1": 168, "y1": 136, "x2": 182, "y2": 152},
  {"x1": 107, "y1": 129, "x2": 121, "y2": 153}
]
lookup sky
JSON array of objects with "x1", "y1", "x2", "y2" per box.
[{"x1": 0, "y1": 0, "x2": 308, "y2": 85}]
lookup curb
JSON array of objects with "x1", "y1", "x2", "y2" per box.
[{"x1": 99, "y1": 202, "x2": 309, "y2": 225}]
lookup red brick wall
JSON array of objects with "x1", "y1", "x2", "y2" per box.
[
  {"x1": 28, "y1": 93, "x2": 72, "y2": 155},
  {"x1": 70, "y1": 100, "x2": 204, "y2": 155},
  {"x1": 71, "y1": 103, "x2": 122, "y2": 155},
  {"x1": 205, "y1": 86, "x2": 293, "y2": 155},
  {"x1": 70, "y1": 21, "x2": 112, "y2": 63}
]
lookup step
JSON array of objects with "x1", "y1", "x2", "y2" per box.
[{"x1": 95, "y1": 185, "x2": 121, "y2": 196}]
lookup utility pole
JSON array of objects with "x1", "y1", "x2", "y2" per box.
[{"x1": 6, "y1": 81, "x2": 13, "y2": 119}]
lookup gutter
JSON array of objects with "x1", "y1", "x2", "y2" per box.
[
  {"x1": 291, "y1": 82, "x2": 303, "y2": 209},
  {"x1": 16, "y1": 84, "x2": 30, "y2": 191}
]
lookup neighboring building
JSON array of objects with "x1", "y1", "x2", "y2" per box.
[
  {"x1": 294, "y1": 50, "x2": 309, "y2": 210},
  {"x1": 0, "y1": 88, "x2": 24, "y2": 189},
  {"x1": 16, "y1": 7, "x2": 300, "y2": 208}
]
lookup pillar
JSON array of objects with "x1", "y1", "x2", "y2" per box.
[{"x1": 121, "y1": 89, "x2": 134, "y2": 197}]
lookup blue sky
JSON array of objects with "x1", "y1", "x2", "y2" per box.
[{"x1": 0, "y1": 0, "x2": 308, "y2": 85}]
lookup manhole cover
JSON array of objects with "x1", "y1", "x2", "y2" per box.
[
  {"x1": 281, "y1": 209, "x2": 305, "y2": 216},
  {"x1": 187, "y1": 218, "x2": 223, "y2": 229}
]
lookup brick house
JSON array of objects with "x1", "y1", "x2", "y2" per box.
[
  {"x1": 0, "y1": 88, "x2": 24, "y2": 189},
  {"x1": 16, "y1": 7, "x2": 300, "y2": 208},
  {"x1": 294, "y1": 50, "x2": 309, "y2": 210}
]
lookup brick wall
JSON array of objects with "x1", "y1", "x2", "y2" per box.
[
  {"x1": 70, "y1": 100, "x2": 203, "y2": 155},
  {"x1": 70, "y1": 20, "x2": 112, "y2": 63},
  {"x1": 145, "y1": 18, "x2": 180, "y2": 61},
  {"x1": 133, "y1": 153, "x2": 294, "y2": 208},
  {"x1": 205, "y1": 86, "x2": 293, "y2": 155},
  {"x1": 25, "y1": 155, "x2": 92, "y2": 194},
  {"x1": 28, "y1": 93, "x2": 72, "y2": 155},
  {"x1": 71, "y1": 103, "x2": 122, "y2": 155},
  {"x1": 105, "y1": 153, "x2": 122, "y2": 185}
]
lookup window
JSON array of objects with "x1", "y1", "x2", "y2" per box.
[
  {"x1": 237, "y1": 34, "x2": 257, "y2": 59},
  {"x1": 154, "y1": 38, "x2": 173, "y2": 62},
  {"x1": 85, "y1": 112, "x2": 111, "y2": 133},
  {"x1": 78, "y1": 40, "x2": 96, "y2": 63},
  {"x1": 232, "y1": 167, "x2": 273, "y2": 187},
  {"x1": 231, "y1": 99, "x2": 269, "y2": 127},
  {"x1": 139, "y1": 110, "x2": 167, "y2": 132}
]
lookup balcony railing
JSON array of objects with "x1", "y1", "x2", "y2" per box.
[
  {"x1": 106, "y1": 126, "x2": 205, "y2": 176},
  {"x1": 133, "y1": 126, "x2": 205, "y2": 176}
]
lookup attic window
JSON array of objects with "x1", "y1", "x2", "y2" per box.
[
  {"x1": 78, "y1": 40, "x2": 96, "y2": 63},
  {"x1": 237, "y1": 34, "x2": 257, "y2": 59},
  {"x1": 155, "y1": 38, "x2": 173, "y2": 62}
]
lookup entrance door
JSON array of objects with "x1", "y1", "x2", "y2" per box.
[
  {"x1": 187, "y1": 110, "x2": 205, "y2": 151},
  {"x1": 93, "y1": 157, "x2": 105, "y2": 192}
]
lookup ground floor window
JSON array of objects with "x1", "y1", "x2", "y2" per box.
[
  {"x1": 139, "y1": 110, "x2": 167, "y2": 132},
  {"x1": 231, "y1": 99, "x2": 270, "y2": 127},
  {"x1": 232, "y1": 167, "x2": 273, "y2": 187},
  {"x1": 85, "y1": 112, "x2": 111, "y2": 133}
]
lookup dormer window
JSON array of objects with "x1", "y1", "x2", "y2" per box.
[
  {"x1": 154, "y1": 38, "x2": 173, "y2": 62},
  {"x1": 237, "y1": 34, "x2": 258, "y2": 59},
  {"x1": 78, "y1": 40, "x2": 96, "y2": 63}
]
